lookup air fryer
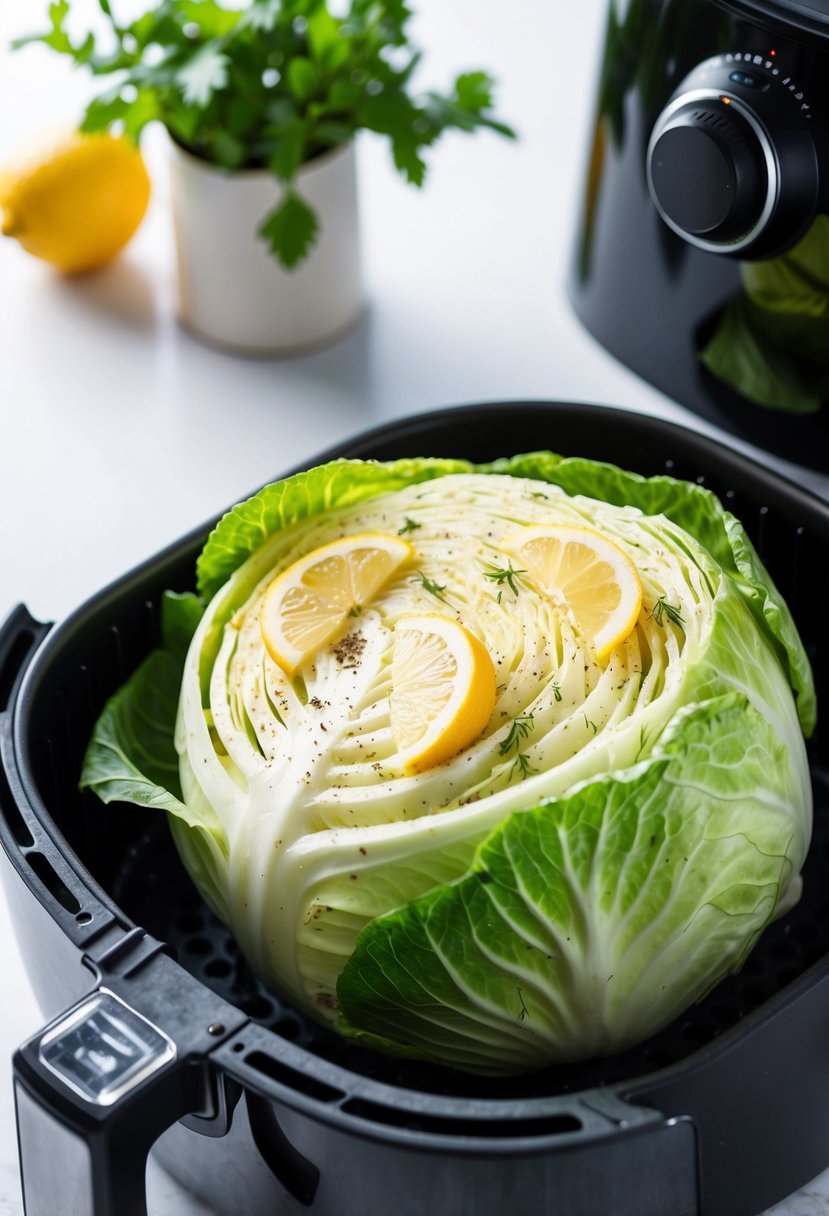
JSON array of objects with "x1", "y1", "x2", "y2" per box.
[
  {"x1": 2, "y1": 402, "x2": 829, "y2": 1216},
  {"x1": 571, "y1": 0, "x2": 829, "y2": 470}
]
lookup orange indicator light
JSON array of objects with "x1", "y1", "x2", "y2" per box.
[
  {"x1": 721, "y1": 96, "x2": 732, "y2": 104},
  {"x1": 770, "y1": 49, "x2": 777, "y2": 56}
]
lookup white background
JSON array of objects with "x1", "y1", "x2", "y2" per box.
[{"x1": 0, "y1": 0, "x2": 826, "y2": 1211}]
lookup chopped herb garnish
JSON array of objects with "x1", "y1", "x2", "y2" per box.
[
  {"x1": 530, "y1": 491, "x2": 549, "y2": 500},
  {"x1": 348, "y1": 603, "x2": 362, "y2": 618},
  {"x1": 551, "y1": 681, "x2": 562, "y2": 703},
  {"x1": 651, "y1": 596, "x2": 685, "y2": 628},
  {"x1": 414, "y1": 571, "x2": 450, "y2": 604},
  {"x1": 499, "y1": 714, "x2": 535, "y2": 755},
  {"x1": 510, "y1": 751, "x2": 538, "y2": 781},
  {"x1": 398, "y1": 517, "x2": 421, "y2": 536},
  {"x1": 583, "y1": 714, "x2": 598, "y2": 736},
  {"x1": 484, "y1": 561, "x2": 526, "y2": 599}
]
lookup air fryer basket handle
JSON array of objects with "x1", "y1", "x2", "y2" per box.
[
  {"x1": 13, "y1": 988, "x2": 202, "y2": 1216},
  {"x1": 0, "y1": 605, "x2": 50, "y2": 712},
  {"x1": 11, "y1": 941, "x2": 249, "y2": 1216}
]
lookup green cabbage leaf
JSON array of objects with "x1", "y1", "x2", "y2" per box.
[
  {"x1": 337, "y1": 692, "x2": 795, "y2": 1072},
  {"x1": 699, "y1": 216, "x2": 829, "y2": 415}
]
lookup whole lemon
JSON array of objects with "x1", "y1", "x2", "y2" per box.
[{"x1": 0, "y1": 130, "x2": 151, "y2": 273}]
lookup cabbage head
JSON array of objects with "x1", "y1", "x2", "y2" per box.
[{"x1": 81, "y1": 452, "x2": 815, "y2": 1075}]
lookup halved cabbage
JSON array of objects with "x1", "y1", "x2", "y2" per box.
[{"x1": 82, "y1": 453, "x2": 814, "y2": 1075}]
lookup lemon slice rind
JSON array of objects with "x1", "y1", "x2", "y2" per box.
[{"x1": 390, "y1": 613, "x2": 497, "y2": 775}]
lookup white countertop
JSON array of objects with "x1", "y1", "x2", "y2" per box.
[{"x1": 0, "y1": 1, "x2": 827, "y2": 1212}]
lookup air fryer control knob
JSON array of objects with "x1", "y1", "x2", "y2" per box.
[
  {"x1": 649, "y1": 105, "x2": 767, "y2": 240},
  {"x1": 647, "y1": 54, "x2": 824, "y2": 259}
]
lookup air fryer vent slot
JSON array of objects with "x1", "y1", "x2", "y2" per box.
[
  {"x1": 0, "y1": 759, "x2": 34, "y2": 848},
  {"x1": 24, "y1": 850, "x2": 81, "y2": 915},
  {"x1": 338, "y1": 1098, "x2": 583, "y2": 1137},
  {"x1": 245, "y1": 1051, "x2": 345, "y2": 1105},
  {"x1": 0, "y1": 626, "x2": 37, "y2": 712}
]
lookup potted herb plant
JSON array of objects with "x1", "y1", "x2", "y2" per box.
[{"x1": 16, "y1": 0, "x2": 514, "y2": 354}]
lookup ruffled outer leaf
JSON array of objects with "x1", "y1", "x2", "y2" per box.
[
  {"x1": 337, "y1": 693, "x2": 797, "y2": 1074},
  {"x1": 482, "y1": 450, "x2": 815, "y2": 735},
  {"x1": 196, "y1": 457, "x2": 474, "y2": 603}
]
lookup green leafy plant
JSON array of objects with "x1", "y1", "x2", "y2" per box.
[{"x1": 15, "y1": 0, "x2": 514, "y2": 268}]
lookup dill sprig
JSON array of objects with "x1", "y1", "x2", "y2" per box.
[
  {"x1": 484, "y1": 560, "x2": 526, "y2": 603},
  {"x1": 398, "y1": 517, "x2": 421, "y2": 536},
  {"x1": 510, "y1": 752, "x2": 538, "y2": 781},
  {"x1": 551, "y1": 681, "x2": 562, "y2": 703},
  {"x1": 499, "y1": 713, "x2": 535, "y2": 755},
  {"x1": 651, "y1": 596, "x2": 685, "y2": 628},
  {"x1": 414, "y1": 571, "x2": 450, "y2": 605}
]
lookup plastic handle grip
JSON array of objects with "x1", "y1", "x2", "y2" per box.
[{"x1": 13, "y1": 990, "x2": 198, "y2": 1216}]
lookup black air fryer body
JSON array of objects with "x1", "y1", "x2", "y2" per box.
[{"x1": 571, "y1": 0, "x2": 829, "y2": 471}]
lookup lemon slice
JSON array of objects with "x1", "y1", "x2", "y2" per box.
[
  {"x1": 390, "y1": 615, "x2": 497, "y2": 774},
  {"x1": 261, "y1": 533, "x2": 413, "y2": 675},
  {"x1": 505, "y1": 525, "x2": 643, "y2": 660}
]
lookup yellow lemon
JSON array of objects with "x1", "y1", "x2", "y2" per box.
[
  {"x1": 505, "y1": 525, "x2": 643, "y2": 661},
  {"x1": 260, "y1": 533, "x2": 414, "y2": 676},
  {"x1": 0, "y1": 130, "x2": 151, "y2": 273},
  {"x1": 390, "y1": 614, "x2": 497, "y2": 774}
]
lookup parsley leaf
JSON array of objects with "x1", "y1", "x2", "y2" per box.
[
  {"x1": 287, "y1": 57, "x2": 319, "y2": 102},
  {"x1": 177, "y1": 45, "x2": 231, "y2": 108},
  {"x1": 454, "y1": 71, "x2": 494, "y2": 111},
  {"x1": 259, "y1": 191, "x2": 319, "y2": 270}
]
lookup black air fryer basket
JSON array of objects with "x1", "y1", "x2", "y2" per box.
[{"x1": 2, "y1": 402, "x2": 829, "y2": 1216}]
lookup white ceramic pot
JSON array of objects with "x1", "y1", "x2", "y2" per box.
[{"x1": 167, "y1": 138, "x2": 364, "y2": 355}]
